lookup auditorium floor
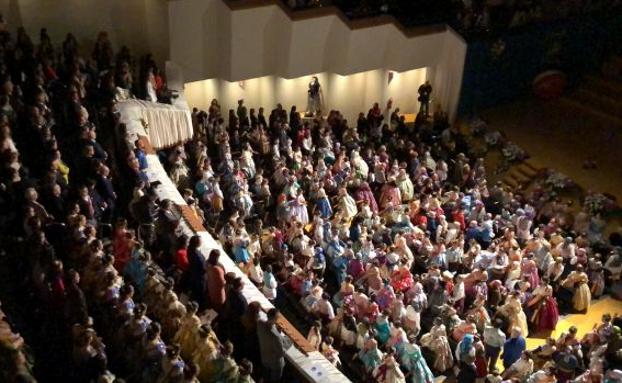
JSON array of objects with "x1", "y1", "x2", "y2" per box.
[
  {"x1": 480, "y1": 97, "x2": 622, "y2": 203},
  {"x1": 477, "y1": 96, "x2": 622, "y2": 368},
  {"x1": 525, "y1": 296, "x2": 622, "y2": 348}
]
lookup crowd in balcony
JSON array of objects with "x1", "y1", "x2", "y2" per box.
[
  {"x1": 0, "y1": 23, "x2": 259, "y2": 383},
  {"x1": 281, "y1": 0, "x2": 622, "y2": 35},
  {"x1": 2, "y1": 9, "x2": 622, "y2": 383}
]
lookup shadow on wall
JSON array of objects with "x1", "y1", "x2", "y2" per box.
[
  {"x1": 6, "y1": 0, "x2": 22, "y2": 29},
  {"x1": 263, "y1": 8, "x2": 291, "y2": 77},
  {"x1": 202, "y1": 1, "x2": 227, "y2": 79}
]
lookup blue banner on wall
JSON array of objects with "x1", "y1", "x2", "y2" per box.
[{"x1": 458, "y1": 12, "x2": 622, "y2": 116}]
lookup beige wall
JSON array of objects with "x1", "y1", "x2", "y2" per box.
[
  {"x1": 169, "y1": 0, "x2": 466, "y2": 120},
  {"x1": 0, "y1": 0, "x2": 170, "y2": 63},
  {"x1": 184, "y1": 67, "x2": 427, "y2": 122}
]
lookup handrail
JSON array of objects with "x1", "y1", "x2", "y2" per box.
[{"x1": 135, "y1": 136, "x2": 346, "y2": 381}]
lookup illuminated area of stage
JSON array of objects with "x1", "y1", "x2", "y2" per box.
[{"x1": 184, "y1": 67, "x2": 428, "y2": 121}]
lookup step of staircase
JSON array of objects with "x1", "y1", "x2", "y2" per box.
[
  {"x1": 503, "y1": 172, "x2": 529, "y2": 188},
  {"x1": 498, "y1": 161, "x2": 543, "y2": 191},
  {"x1": 577, "y1": 86, "x2": 622, "y2": 107},
  {"x1": 510, "y1": 170, "x2": 531, "y2": 184},
  {"x1": 559, "y1": 97, "x2": 622, "y2": 127},
  {"x1": 523, "y1": 160, "x2": 540, "y2": 173},
  {"x1": 579, "y1": 86, "x2": 622, "y2": 105},
  {"x1": 584, "y1": 75, "x2": 622, "y2": 99},
  {"x1": 516, "y1": 163, "x2": 538, "y2": 178},
  {"x1": 502, "y1": 176, "x2": 519, "y2": 189},
  {"x1": 571, "y1": 89, "x2": 622, "y2": 119}
]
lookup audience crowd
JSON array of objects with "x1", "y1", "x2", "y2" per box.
[
  {"x1": 155, "y1": 81, "x2": 622, "y2": 382},
  {"x1": 0, "y1": 25, "x2": 255, "y2": 383},
  {"x1": 2, "y1": 16, "x2": 622, "y2": 383},
  {"x1": 282, "y1": 0, "x2": 622, "y2": 34}
]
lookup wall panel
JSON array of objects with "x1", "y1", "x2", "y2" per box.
[
  {"x1": 0, "y1": 0, "x2": 169, "y2": 63},
  {"x1": 169, "y1": 0, "x2": 466, "y2": 120},
  {"x1": 184, "y1": 68, "x2": 427, "y2": 122}
]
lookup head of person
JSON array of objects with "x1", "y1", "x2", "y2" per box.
[
  {"x1": 189, "y1": 235, "x2": 201, "y2": 250},
  {"x1": 207, "y1": 249, "x2": 220, "y2": 266},
  {"x1": 232, "y1": 277, "x2": 244, "y2": 292},
  {"x1": 520, "y1": 351, "x2": 531, "y2": 360},
  {"x1": 267, "y1": 308, "x2": 279, "y2": 325}
]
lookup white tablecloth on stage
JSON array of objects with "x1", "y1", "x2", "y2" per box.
[{"x1": 117, "y1": 99, "x2": 193, "y2": 149}]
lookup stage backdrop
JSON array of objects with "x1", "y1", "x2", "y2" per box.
[
  {"x1": 458, "y1": 11, "x2": 622, "y2": 116},
  {"x1": 169, "y1": 0, "x2": 467, "y2": 121},
  {"x1": 184, "y1": 68, "x2": 427, "y2": 123}
]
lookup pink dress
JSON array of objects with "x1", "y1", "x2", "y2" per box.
[
  {"x1": 355, "y1": 184, "x2": 379, "y2": 213},
  {"x1": 379, "y1": 186, "x2": 401, "y2": 210},
  {"x1": 390, "y1": 267, "x2": 414, "y2": 293},
  {"x1": 529, "y1": 285, "x2": 559, "y2": 332},
  {"x1": 376, "y1": 286, "x2": 396, "y2": 311},
  {"x1": 521, "y1": 259, "x2": 540, "y2": 288}
]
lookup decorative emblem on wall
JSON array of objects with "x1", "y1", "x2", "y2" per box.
[{"x1": 490, "y1": 39, "x2": 506, "y2": 61}]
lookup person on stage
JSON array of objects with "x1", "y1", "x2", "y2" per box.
[
  {"x1": 306, "y1": 76, "x2": 322, "y2": 117},
  {"x1": 418, "y1": 81, "x2": 433, "y2": 116}
]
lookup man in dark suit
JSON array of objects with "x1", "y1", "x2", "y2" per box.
[
  {"x1": 73, "y1": 144, "x2": 98, "y2": 184},
  {"x1": 418, "y1": 80, "x2": 433, "y2": 116},
  {"x1": 257, "y1": 308, "x2": 290, "y2": 383},
  {"x1": 132, "y1": 187, "x2": 158, "y2": 225},
  {"x1": 237, "y1": 99, "x2": 249, "y2": 129},
  {"x1": 79, "y1": 123, "x2": 107, "y2": 161},
  {"x1": 95, "y1": 165, "x2": 116, "y2": 222}
]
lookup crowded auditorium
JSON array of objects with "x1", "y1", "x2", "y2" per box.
[{"x1": 1, "y1": 1, "x2": 622, "y2": 383}]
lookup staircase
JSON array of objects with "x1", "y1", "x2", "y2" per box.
[{"x1": 501, "y1": 160, "x2": 541, "y2": 190}]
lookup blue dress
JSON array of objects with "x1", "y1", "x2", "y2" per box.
[
  {"x1": 234, "y1": 244, "x2": 250, "y2": 264},
  {"x1": 332, "y1": 255, "x2": 348, "y2": 285},
  {"x1": 315, "y1": 197, "x2": 333, "y2": 219},
  {"x1": 375, "y1": 318, "x2": 391, "y2": 345},
  {"x1": 358, "y1": 347, "x2": 382, "y2": 373},
  {"x1": 400, "y1": 344, "x2": 434, "y2": 383},
  {"x1": 123, "y1": 249, "x2": 148, "y2": 293}
]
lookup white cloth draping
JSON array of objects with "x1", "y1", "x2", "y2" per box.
[{"x1": 117, "y1": 99, "x2": 193, "y2": 149}]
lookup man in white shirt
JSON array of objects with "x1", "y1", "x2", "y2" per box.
[
  {"x1": 484, "y1": 318, "x2": 507, "y2": 370},
  {"x1": 312, "y1": 293, "x2": 335, "y2": 321}
]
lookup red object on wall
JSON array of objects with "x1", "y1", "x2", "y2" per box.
[{"x1": 532, "y1": 70, "x2": 567, "y2": 99}]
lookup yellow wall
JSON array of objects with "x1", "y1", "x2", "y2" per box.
[
  {"x1": 169, "y1": 0, "x2": 466, "y2": 120},
  {"x1": 184, "y1": 67, "x2": 427, "y2": 122}
]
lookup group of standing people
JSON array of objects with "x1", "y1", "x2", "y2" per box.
[
  {"x1": 0, "y1": 22, "x2": 264, "y2": 383},
  {"x1": 163, "y1": 84, "x2": 622, "y2": 383},
  {"x1": 2, "y1": 16, "x2": 622, "y2": 383}
]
